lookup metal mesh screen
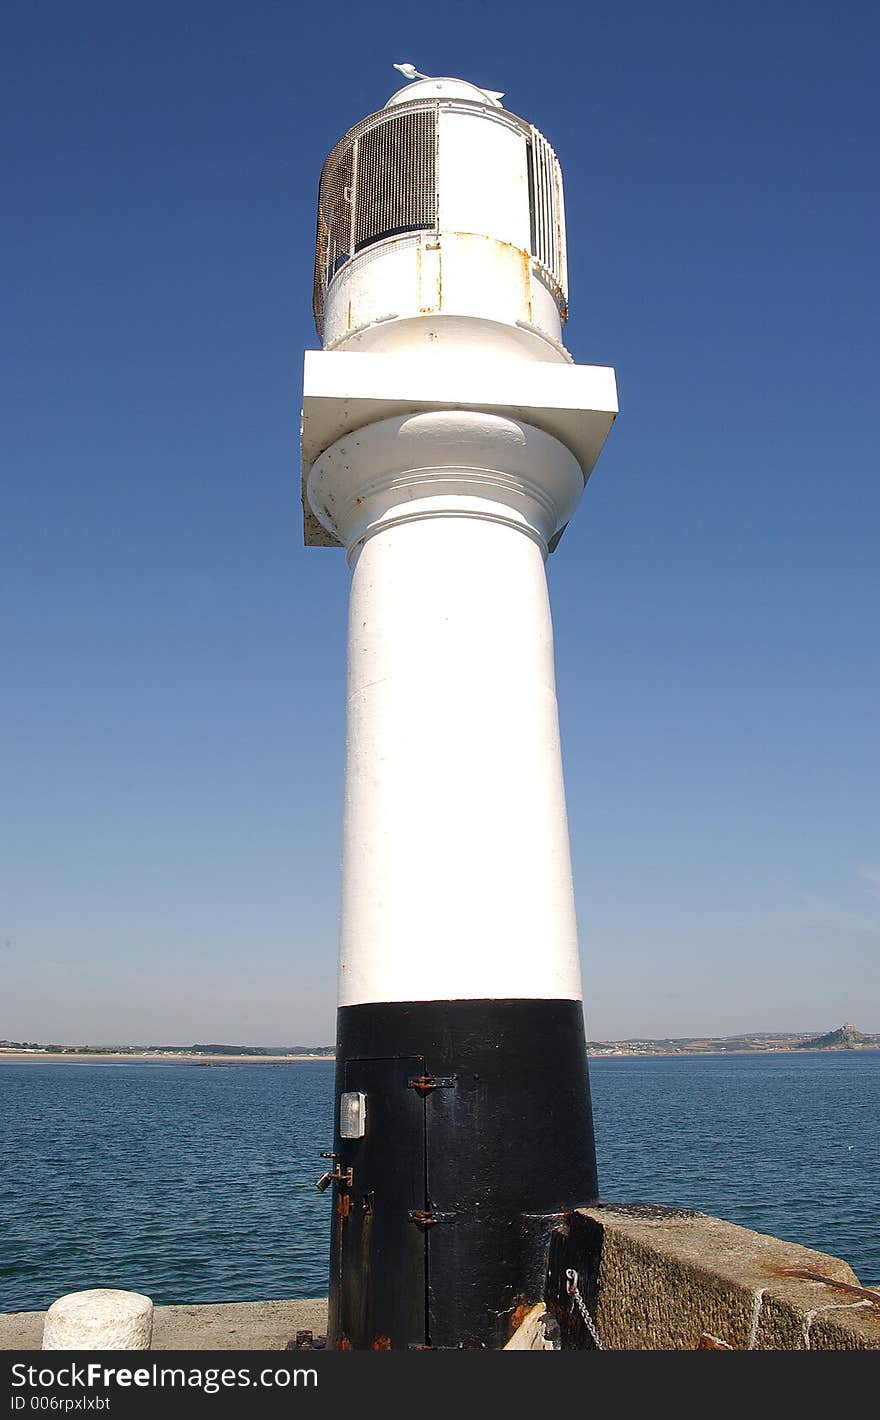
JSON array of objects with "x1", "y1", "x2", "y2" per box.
[
  {"x1": 527, "y1": 129, "x2": 568, "y2": 308},
  {"x1": 313, "y1": 140, "x2": 353, "y2": 318},
  {"x1": 313, "y1": 103, "x2": 438, "y2": 337},
  {"x1": 354, "y1": 109, "x2": 436, "y2": 250}
]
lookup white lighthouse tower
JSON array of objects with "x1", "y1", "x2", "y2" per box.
[{"x1": 302, "y1": 68, "x2": 617, "y2": 1350}]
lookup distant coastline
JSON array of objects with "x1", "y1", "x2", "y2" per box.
[
  {"x1": 1, "y1": 1047, "x2": 879, "y2": 1066},
  {"x1": 1, "y1": 1024, "x2": 878, "y2": 1065}
]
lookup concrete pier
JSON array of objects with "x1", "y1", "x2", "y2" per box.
[{"x1": 0, "y1": 1299, "x2": 328, "y2": 1352}]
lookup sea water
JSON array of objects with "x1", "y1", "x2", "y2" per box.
[{"x1": 1, "y1": 1051, "x2": 877, "y2": 1313}]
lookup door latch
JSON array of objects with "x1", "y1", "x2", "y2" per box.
[
  {"x1": 407, "y1": 1075, "x2": 456, "y2": 1094},
  {"x1": 315, "y1": 1165, "x2": 353, "y2": 1192}
]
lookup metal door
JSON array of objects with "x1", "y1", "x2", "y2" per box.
[{"x1": 335, "y1": 1055, "x2": 426, "y2": 1349}]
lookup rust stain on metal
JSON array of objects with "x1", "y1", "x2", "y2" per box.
[
  {"x1": 510, "y1": 1301, "x2": 530, "y2": 1334},
  {"x1": 409, "y1": 1075, "x2": 434, "y2": 1094},
  {"x1": 520, "y1": 246, "x2": 532, "y2": 322},
  {"x1": 771, "y1": 1267, "x2": 880, "y2": 1306},
  {"x1": 409, "y1": 1210, "x2": 439, "y2": 1226},
  {"x1": 370, "y1": 1335, "x2": 391, "y2": 1350},
  {"x1": 337, "y1": 1194, "x2": 351, "y2": 1219},
  {"x1": 338, "y1": 1336, "x2": 352, "y2": 1350}
]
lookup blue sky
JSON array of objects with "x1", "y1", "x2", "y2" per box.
[{"x1": 1, "y1": 1, "x2": 877, "y2": 1045}]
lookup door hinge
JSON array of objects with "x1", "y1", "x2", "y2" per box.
[{"x1": 407, "y1": 1075, "x2": 456, "y2": 1094}]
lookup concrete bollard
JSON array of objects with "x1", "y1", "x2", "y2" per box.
[{"x1": 42, "y1": 1289, "x2": 153, "y2": 1350}]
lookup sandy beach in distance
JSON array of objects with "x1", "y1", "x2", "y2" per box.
[{"x1": 0, "y1": 1051, "x2": 334, "y2": 1065}]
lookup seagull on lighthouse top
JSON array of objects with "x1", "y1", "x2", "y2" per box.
[
  {"x1": 390, "y1": 62, "x2": 504, "y2": 107},
  {"x1": 393, "y1": 62, "x2": 431, "y2": 82}
]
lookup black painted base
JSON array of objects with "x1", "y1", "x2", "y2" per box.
[{"x1": 326, "y1": 998, "x2": 599, "y2": 1350}]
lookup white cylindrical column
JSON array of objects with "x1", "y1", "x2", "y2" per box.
[
  {"x1": 340, "y1": 510, "x2": 581, "y2": 1008},
  {"x1": 42, "y1": 1289, "x2": 154, "y2": 1350}
]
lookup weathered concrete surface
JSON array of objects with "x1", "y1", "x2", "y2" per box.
[
  {"x1": 546, "y1": 1206, "x2": 880, "y2": 1350},
  {"x1": 0, "y1": 1299, "x2": 328, "y2": 1352}
]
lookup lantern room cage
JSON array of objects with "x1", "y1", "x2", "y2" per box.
[{"x1": 312, "y1": 97, "x2": 568, "y2": 341}]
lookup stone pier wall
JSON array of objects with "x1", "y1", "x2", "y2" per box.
[{"x1": 544, "y1": 1205, "x2": 880, "y2": 1350}]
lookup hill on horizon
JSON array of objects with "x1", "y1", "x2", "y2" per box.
[{"x1": 795, "y1": 1023, "x2": 872, "y2": 1050}]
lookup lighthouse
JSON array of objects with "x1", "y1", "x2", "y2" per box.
[{"x1": 302, "y1": 68, "x2": 618, "y2": 1350}]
